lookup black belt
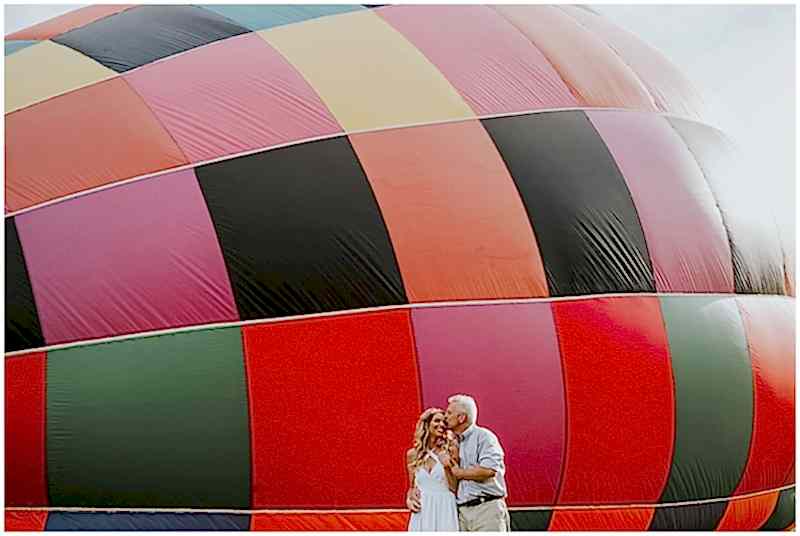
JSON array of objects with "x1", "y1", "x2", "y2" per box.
[{"x1": 458, "y1": 495, "x2": 503, "y2": 508}]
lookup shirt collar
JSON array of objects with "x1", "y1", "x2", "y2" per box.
[{"x1": 459, "y1": 424, "x2": 476, "y2": 439}]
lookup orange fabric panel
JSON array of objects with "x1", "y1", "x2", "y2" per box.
[
  {"x1": 716, "y1": 492, "x2": 780, "y2": 530},
  {"x1": 6, "y1": 5, "x2": 136, "y2": 40},
  {"x1": 250, "y1": 512, "x2": 410, "y2": 531},
  {"x1": 4, "y1": 510, "x2": 48, "y2": 531},
  {"x1": 492, "y1": 5, "x2": 656, "y2": 111},
  {"x1": 349, "y1": 120, "x2": 548, "y2": 301},
  {"x1": 6, "y1": 78, "x2": 187, "y2": 213},
  {"x1": 548, "y1": 508, "x2": 655, "y2": 530}
]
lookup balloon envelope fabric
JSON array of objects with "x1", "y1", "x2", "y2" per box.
[{"x1": 4, "y1": 4, "x2": 794, "y2": 531}]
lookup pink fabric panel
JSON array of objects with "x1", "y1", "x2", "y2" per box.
[
  {"x1": 124, "y1": 33, "x2": 342, "y2": 164},
  {"x1": 16, "y1": 169, "x2": 238, "y2": 345},
  {"x1": 587, "y1": 110, "x2": 734, "y2": 293},
  {"x1": 377, "y1": 5, "x2": 578, "y2": 115},
  {"x1": 412, "y1": 303, "x2": 564, "y2": 506},
  {"x1": 559, "y1": 6, "x2": 705, "y2": 121},
  {"x1": 493, "y1": 5, "x2": 656, "y2": 111}
]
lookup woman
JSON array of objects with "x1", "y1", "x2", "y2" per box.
[{"x1": 406, "y1": 408, "x2": 460, "y2": 531}]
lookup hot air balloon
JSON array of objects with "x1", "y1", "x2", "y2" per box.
[{"x1": 5, "y1": 4, "x2": 794, "y2": 531}]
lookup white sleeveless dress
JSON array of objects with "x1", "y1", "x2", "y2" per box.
[{"x1": 408, "y1": 451, "x2": 459, "y2": 531}]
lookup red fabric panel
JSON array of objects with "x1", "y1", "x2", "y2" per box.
[
  {"x1": 734, "y1": 297, "x2": 795, "y2": 493},
  {"x1": 5, "y1": 353, "x2": 47, "y2": 507},
  {"x1": 6, "y1": 77, "x2": 187, "y2": 213},
  {"x1": 551, "y1": 297, "x2": 674, "y2": 504},
  {"x1": 548, "y1": 508, "x2": 655, "y2": 530},
  {"x1": 716, "y1": 492, "x2": 780, "y2": 530},
  {"x1": 6, "y1": 5, "x2": 135, "y2": 40},
  {"x1": 411, "y1": 303, "x2": 564, "y2": 505},
  {"x1": 250, "y1": 512, "x2": 410, "y2": 531},
  {"x1": 4, "y1": 511, "x2": 48, "y2": 531},
  {"x1": 349, "y1": 121, "x2": 548, "y2": 301},
  {"x1": 242, "y1": 311, "x2": 421, "y2": 508}
]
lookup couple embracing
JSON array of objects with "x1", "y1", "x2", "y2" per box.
[{"x1": 405, "y1": 394, "x2": 510, "y2": 532}]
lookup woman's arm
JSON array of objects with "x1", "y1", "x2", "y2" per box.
[
  {"x1": 406, "y1": 449, "x2": 421, "y2": 512},
  {"x1": 406, "y1": 449, "x2": 416, "y2": 488}
]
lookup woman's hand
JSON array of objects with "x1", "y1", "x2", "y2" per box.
[{"x1": 406, "y1": 487, "x2": 421, "y2": 513}]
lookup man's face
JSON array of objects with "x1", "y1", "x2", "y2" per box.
[{"x1": 445, "y1": 402, "x2": 464, "y2": 430}]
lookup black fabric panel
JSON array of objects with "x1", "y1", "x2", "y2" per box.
[
  {"x1": 45, "y1": 512, "x2": 250, "y2": 531},
  {"x1": 482, "y1": 111, "x2": 655, "y2": 296},
  {"x1": 52, "y1": 5, "x2": 250, "y2": 73},
  {"x1": 510, "y1": 509, "x2": 552, "y2": 530},
  {"x1": 648, "y1": 502, "x2": 727, "y2": 531},
  {"x1": 761, "y1": 488, "x2": 795, "y2": 530},
  {"x1": 196, "y1": 137, "x2": 407, "y2": 320},
  {"x1": 5, "y1": 218, "x2": 44, "y2": 352}
]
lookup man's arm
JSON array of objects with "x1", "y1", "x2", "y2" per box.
[
  {"x1": 453, "y1": 429, "x2": 503, "y2": 482},
  {"x1": 451, "y1": 464, "x2": 495, "y2": 482}
]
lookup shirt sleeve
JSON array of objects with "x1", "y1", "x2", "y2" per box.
[{"x1": 476, "y1": 429, "x2": 504, "y2": 472}]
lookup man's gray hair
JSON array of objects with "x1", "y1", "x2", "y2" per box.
[{"x1": 448, "y1": 394, "x2": 478, "y2": 425}]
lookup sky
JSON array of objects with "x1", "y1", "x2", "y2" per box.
[{"x1": 4, "y1": 4, "x2": 796, "y2": 248}]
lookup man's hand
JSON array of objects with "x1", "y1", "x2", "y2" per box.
[
  {"x1": 450, "y1": 465, "x2": 462, "y2": 479},
  {"x1": 406, "y1": 487, "x2": 421, "y2": 513}
]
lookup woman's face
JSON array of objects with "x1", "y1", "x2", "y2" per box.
[{"x1": 428, "y1": 412, "x2": 446, "y2": 439}]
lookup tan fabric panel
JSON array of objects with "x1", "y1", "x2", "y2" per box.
[
  {"x1": 493, "y1": 5, "x2": 657, "y2": 111},
  {"x1": 5, "y1": 41, "x2": 117, "y2": 113},
  {"x1": 259, "y1": 10, "x2": 474, "y2": 131}
]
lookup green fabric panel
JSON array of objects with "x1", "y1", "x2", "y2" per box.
[
  {"x1": 199, "y1": 5, "x2": 363, "y2": 31},
  {"x1": 47, "y1": 328, "x2": 251, "y2": 508},
  {"x1": 761, "y1": 488, "x2": 795, "y2": 530},
  {"x1": 5, "y1": 40, "x2": 38, "y2": 55},
  {"x1": 510, "y1": 510, "x2": 551, "y2": 531},
  {"x1": 647, "y1": 502, "x2": 727, "y2": 530},
  {"x1": 658, "y1": 296, "x2": 753, "y2": 502}
]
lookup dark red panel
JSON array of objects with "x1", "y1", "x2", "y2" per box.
[
  {"x1": 548, "y1": 508, "x2": 654, "y2": 530},
  {"x1": 5, "y1": 511, "x2": 48, "y2": 531},
  {"x1": 551, "y1": 297, "x2": 674, "y2": 504},
  {"x1": 250, "y1": 512, "x2": 409, "y2": 530},
  {"x1": 5, "y1": 353, "x2": 47, "y2": 507},
  {"x1": 412, "y1": 303, "x2": 564, "y2": 506},
  {"x1": 242, "y1": 311, "x2": 421, "y2": 508},
  {"x1": 716, "y1": 492, "x2": 779, "y2": 530},
  {"x1": 734, "y1": 297, "x2": 795, "y2": 493}
]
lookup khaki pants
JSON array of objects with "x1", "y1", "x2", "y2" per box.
[{"x1": 458, "y1": 498, "x2": 510, "y2": 531}]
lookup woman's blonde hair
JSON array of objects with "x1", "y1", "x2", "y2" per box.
[{"x1": 408, "y1": 407, "x2": 445, "y2": 470}]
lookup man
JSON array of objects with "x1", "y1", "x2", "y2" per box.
[{"x1": 406, "y1": 394, "x2": 509, "y2": 531}]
